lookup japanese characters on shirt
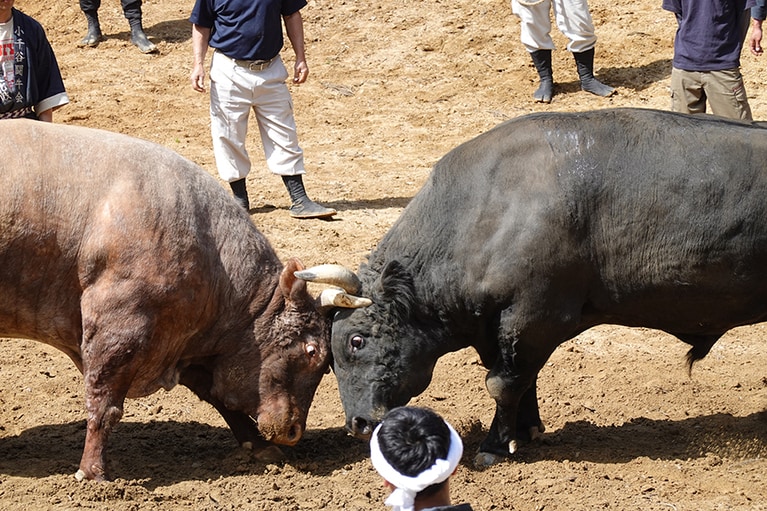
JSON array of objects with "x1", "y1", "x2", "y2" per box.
[{"x1": 0, "y1": 17, "x2": 25, "y2": 114}]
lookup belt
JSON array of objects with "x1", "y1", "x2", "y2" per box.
[
  {"x1": 232, "y1": 56, "x2": 276, "y2": 71},
  {"x1": 0, "y1": 106, "x2": 34, "y2": 120}
]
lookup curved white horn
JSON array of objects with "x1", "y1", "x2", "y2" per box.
[
  {"x1": 319, "y1": 288, "x2": 372, "y2": 309},
  {"x1": 295, "y1": 264, "x2": 363, "y2": 294}
]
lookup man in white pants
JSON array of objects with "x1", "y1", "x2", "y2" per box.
[
  {"x1": 190, "y1": 0, "x2": 336, "y2": 219},
  {"x1": 511, "y1": 0, "x2": 614, "y2": 103}
]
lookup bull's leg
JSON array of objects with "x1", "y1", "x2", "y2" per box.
[
  {"x1": 77, "y1": 329, "x2": 137, "y2": 481},
  {"x1": 77, "y1": 371, "x2": 127, "y2": 481},
  {"x1": 516, "y1": 380, "x2": 545, "y2": 441},
  {"x1": 477, "y1": 308, "x2": 569, "y2": 466},
  {"x1": 482, "y1": 377, "x2": 545, "y2": 454},
  {"x1": 179, "y1": 366, "x2": 284, "y2": 462},
  {"x1": 76, "y1": 292, "x2": 155, "y2": 481},
  {"x1": 479, "y1": 366, "x2": 537, "y2": 465}
]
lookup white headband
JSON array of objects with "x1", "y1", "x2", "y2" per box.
[{"x1": 369, "y1": 419, "x2": 464, "y2": 511}]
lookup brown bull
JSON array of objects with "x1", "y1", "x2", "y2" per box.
[{"x1": 0, "y1": 119, "x2": 362, "y2": 481}]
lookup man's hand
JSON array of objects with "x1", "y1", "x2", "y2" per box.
[
  {"x1": 293, "y1": 60, "x2": 309, "y2": 84},
  {"x1": 191, "y1": 64, "x2": 206, "y2": 92},
  {"x1": 750, "y1": 19, "x2": 764, "y2": 56},
  {"x1": 191, "y1": 24, "x2": 211, "y2": 92}
]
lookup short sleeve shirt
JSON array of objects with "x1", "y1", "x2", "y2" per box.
[
  {"x1": 662, "y1": 0, "x2": 755, "y2": 71},
  {"x1": 753, "y1": 0, "x2": 766, "y2": 20},
  {"x1": 0, "y1": 9, "x2": 68, "y2": 119},
  {"x1": 190, "y1": 0, "x2": 307, "y2": 61}
]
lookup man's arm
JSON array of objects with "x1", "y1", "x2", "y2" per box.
[
  {"x1": 37, "y1": 109, "x2": 53, "y2": 122},
  {"x1": 191, "y1": 24, "x2": 212, "y2": 92},
  {"x1": 751, "y1": 0, "x2": 766, "y2": 55},
  {"x1": 750, "y1": 17, "x2": 764, "y2": 56},
  {"x1": 283, "y1": 11, "x2": 308, "y2": 84}
]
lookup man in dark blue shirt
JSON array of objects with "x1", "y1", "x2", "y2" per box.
[
  {"x1": 663, "y1": 0, "x2": 756, "y2": 120},
  {"x1": 190, "y1": 0, "x2": 336, "y2": 219}
]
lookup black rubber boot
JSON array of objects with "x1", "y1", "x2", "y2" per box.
[
  {"x1": 282, "y1": 175, "x2": 336, "y2": 219},
  {"x1": 78, "y1": 11, "x2": 104, "y2": 48},
  {"x1": 130, "y1": 21, "x2": 158, "y2": 54},
  {"x1": 229, "y1": 179, "x2": 250, "y2": 211},
  {"x1": 573, "y1": 48, "x2": 614, "y2": 97},
  {"x1": 530, "y1": 49, "x2": 554, "y2": 104}
]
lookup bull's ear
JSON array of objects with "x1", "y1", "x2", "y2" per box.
[
  {"x1": 280, "y1": 258, "x2": 309, "y2": 303},
  {"x1": 378, "y1": 259, "x2": 416, "y2": 316}
]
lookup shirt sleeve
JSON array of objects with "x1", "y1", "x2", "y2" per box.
[
  {"x1": 753, "y1": 0, "x2": 767, "y2": 20},
  {"x1": 661, "y1": 0, "x2": 682, "y2": 15},
  {"x1": 36, "y1": 92, "x2": 69, "y2": 114},
  {"x1": 190, "y1": 0, "x2": 215, "y2": 27},
  {"x1": 281, "y1": 0, "x2": 308, "y2": 17}
]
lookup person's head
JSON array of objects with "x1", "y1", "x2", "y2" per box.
[
  {"x1": 370, "y1": 406, "x2": 463, "y2": 511},
  {"x1": 0, "y1": 0, "x2": 14, "y2": 24}
]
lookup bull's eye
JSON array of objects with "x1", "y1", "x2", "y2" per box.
[
  {"x1": 306, "y1": 344, "x2": 317, "y2": 357},
  {"x1": 350, "y1": 334, "x2": 365, "y2": 352}
]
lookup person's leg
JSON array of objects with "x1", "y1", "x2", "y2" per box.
[
  {"x1": 253, "y1": 58, "x2": 336, "y2": 219},
  {"x1": 670, "y1": 68, "x2": 707, "y2": 115},
  {"x1": 704, "y1": 68, "x2": 753, "y2": 121},
  {"x1": 572, "y1": 48, "x2": 614, "y2": 96},
  {"x1": 513, "y1": 0, "x2": 556, "y2": 103},
  {"x1": 530, "y1": 49, "x2": 554, "y2": 104},
  {"x1": 555, "y1": 0, "x2": 614, "y2": 96},
  {"x1": 209, "y1": 52, "x2": 255, "y2": 210},
  {"x1": 78, "y1": 0, "x2": 104, "y2": 47},
  {"x1": 121, "y1": 0, "x2": 158, "y2": 53}
]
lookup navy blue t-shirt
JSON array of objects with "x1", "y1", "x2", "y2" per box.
[
  {"x1": 662, "y1": 0, "x2": 755, "y2": 71},
  {"x1": 190, "y1": 0, "x2": 307, "y2": 61}
]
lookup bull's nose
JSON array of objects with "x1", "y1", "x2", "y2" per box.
[
  {"x1": 273, "y1": 420, "x2": 303, "y2": 446},
  {"x1": 257, "y1": 415, "x2": 304, "y2": 446},
  {"x1": 349, "y1": 416, "x2": 374, "y2": 439},
  {"x1": 286, "y1": 422, "x2": 303, "y2": 444}
]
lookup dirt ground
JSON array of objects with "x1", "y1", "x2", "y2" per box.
[{"x1": 1, "y1": 0, "x2": 766, "y2": 509}]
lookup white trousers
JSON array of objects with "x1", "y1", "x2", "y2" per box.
[
  {"x1": 209, "y1": 51, "x2": 304, "y2": 182},
  {"x1": 511, "y1": 0, "x2": 597, "y2": 53}
]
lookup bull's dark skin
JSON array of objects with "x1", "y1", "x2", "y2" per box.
[
  {"x1": 0, "y1": 119, "x2": 332, "y2": 480},
  {"x1": 329, "y1": 108, "x2": 767, "y2": 464}
]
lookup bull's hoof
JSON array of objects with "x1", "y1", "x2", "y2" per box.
[
  {"x1": 516, "y1": 420, "x2": 546, "y2": 442},
  {"x1": 254, "y1": 445, "x2": 285, "y2": 463},
  {"x1": 74, "y1": 468, "x2": 107, "y2": 482},
  {"x1": 476, "y1": 431, "x2": 540, "y2": 468},
  {"x1": 529, "y1": 422, "x2": 545, "y2": 441},
  {"x1": 474, "y1": 451, "x2": 505, "y2": 468}
]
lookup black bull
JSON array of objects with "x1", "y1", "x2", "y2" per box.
[{"x1": 302, "y1": 107, "x2": 767, "y2": 464}]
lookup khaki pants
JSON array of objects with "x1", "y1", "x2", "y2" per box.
[
  {"x1": 670, "y1": 67, "x2": 752, "y2": 121},
  {"x1": 209, "y1": 51, "x2": 305, "y2": 183}
]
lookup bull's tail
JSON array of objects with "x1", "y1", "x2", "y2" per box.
[{"x1": 678, "y1": 334, "x2": 722, "y2": 375}]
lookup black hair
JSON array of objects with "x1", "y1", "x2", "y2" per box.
[{"x1": 376, "y1": 406, "x2": 452, "y2": 498}]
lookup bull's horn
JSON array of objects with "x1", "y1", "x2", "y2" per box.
[
  {"x1": 319, "y1": 287, "x2": 372, "y2": 309},
  {"x1": 295, "y1": 264, "x2": 363, "y2": 294}
]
